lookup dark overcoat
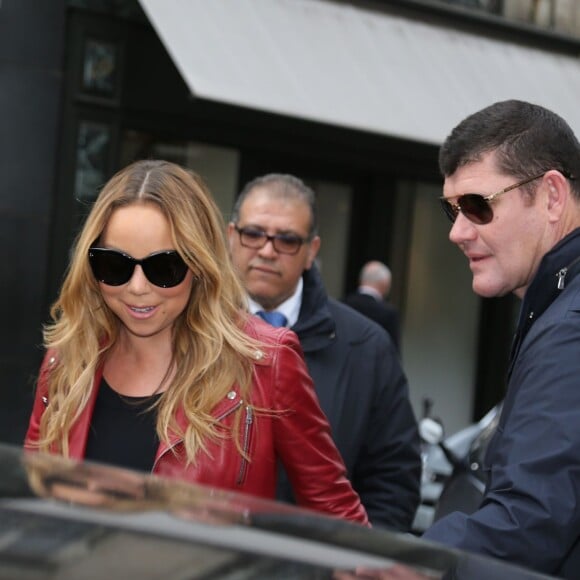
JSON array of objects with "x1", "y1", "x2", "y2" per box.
[
  {"x1": 425, "y1": 228, "x2": 580, "y2": 578},
  {"x1": 344, "y1": 291, "x2": 401, "y2": 350},
  {"x1": 278, "y1": 266, "x2": 421, "y2": 531}
]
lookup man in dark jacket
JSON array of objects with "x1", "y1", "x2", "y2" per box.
[
  {"x1": 423, "y1": 100, "x2": 580, "y2": 579},
  {"x1": 227, "y1": 173, "x2": 421, "y2": 531},
  {"x1": 344, "y1": 260, "x2": 401, "y2": 350}
]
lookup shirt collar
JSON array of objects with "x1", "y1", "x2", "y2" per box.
[
  {"x1": 358, "y1": 285, "x2": 383, "y2": 301},
  {"x1": 248, "y1": 277, "x2": 303, "y2": 328}
]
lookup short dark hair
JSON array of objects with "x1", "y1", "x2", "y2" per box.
[
  {"x1": 231, "y1": 174, "x2": 318, "y2": 238},
  {"x1": 439, "y1": 100, "x2": 580, "y2": 199}
]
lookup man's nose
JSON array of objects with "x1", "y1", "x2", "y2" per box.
[
  {"x1": 257, "y1": 238, "x2": 278, "y2": 258},
  {"x1": 449, "y1": 213, "x2": 478, "y2": 245}
]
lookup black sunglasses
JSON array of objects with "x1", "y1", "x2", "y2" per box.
[
  {"x1": 235, "y1": 225, "x2": 309, "y2": 255},
  {"x1": 440, "y1": 173, "x2": 546, "y2": 225},
  {"x1": 88, "y1": 248, "x2": 188, "y2": 288}
]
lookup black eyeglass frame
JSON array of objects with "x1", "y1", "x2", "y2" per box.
[
  {"x1": 88, "y1": 247, "x2": 188, "y2": 288},
  {"x1": 234, "y1": 225, "x2": 311, "y2": 255},
  {"x1": 439, "y1": 172, "x2": 547, "y2": 225}
]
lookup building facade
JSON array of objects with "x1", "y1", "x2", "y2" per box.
[{"x1": 3, "y1": 0, "x2": 580, "y2": 444}]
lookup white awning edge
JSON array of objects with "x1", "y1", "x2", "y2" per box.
[{"x1": 138, "y1": 0, "x2": 580, "y2": 145}]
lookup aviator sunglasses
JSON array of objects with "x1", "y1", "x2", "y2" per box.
[
  {"x1": 88, "y1": 248, "x2": 188, "y2": 288},
  {"x1": 439, "y1": 172, "x2": 546, "y2": 225}
]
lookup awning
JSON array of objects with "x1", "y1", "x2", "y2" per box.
[{"x1": 138, "y1": 0, "x2": 580, "y2": 145}]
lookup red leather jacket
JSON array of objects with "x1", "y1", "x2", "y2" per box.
[{"x1": 25, "y1": 316, "x2": 368, "y2": 525}]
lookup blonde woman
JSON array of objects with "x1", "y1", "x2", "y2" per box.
[{"x1": 25, "y1": 159, "x2": 368, "y2": 525}]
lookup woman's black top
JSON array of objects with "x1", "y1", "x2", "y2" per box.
[{"x1": 84, "y1": 378, "x2": 161, "y2": 473}]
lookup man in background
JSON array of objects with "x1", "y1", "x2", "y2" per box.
[
  {"x1": 227, "y1": 173, "x2": 421, "y2": 531},
  {"x1": 344, "y1": 261, "x2": 400, "y2": 350}
]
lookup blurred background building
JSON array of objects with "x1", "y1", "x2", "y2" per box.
[{"x1": 3, "y1": 0, "x2": 580, "y2": 443}]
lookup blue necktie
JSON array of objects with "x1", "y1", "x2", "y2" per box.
[{"x1": 256, "y1": 310, "x2": 287, "y2": 328}]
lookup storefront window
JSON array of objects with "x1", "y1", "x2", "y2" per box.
[
  {"x1": 74, "y1": 121, "x2": 112, "y2": 202},
  {"x1": 120, "y1": 131, "x2": 240, "y2": 221},
  {"x1": 67, "y1": 0, "x2": 146, "y2": 20},
  {"x1": 309, "y1": 180, "x2": 352, "y2": 300},
  {"x1": 402, "y1": 181, "x2": 478, "y2": 434}
]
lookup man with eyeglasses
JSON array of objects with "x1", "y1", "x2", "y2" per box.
[
  {"x1": 227, "y1": 173, "x2": 421, "y2": 531},
  {"x1": 423, "y1": 100, "x2": 580, "y2": 578}
]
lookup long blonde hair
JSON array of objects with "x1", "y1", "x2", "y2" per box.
[{"x1": 38, "y1": 160, "x2": 260, "y2": 462}]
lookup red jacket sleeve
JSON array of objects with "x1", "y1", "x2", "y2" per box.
[
  {"x1": 270, "y1": 330, "x2": 369, "y2": 526},
  {"x1": 24, "y1": 349, "x2": 55, "y2": 450}
]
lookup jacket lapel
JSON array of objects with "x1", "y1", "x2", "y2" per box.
[{"x1": 154, "y1": 386, "x2": 244, "y2": 466}]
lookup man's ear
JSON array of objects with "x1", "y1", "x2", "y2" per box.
[
  {"x1": 305, "y1": 236, "x2": 321, "y2": 270},
  {"x1": 545, "y1": 170, "x2": 570, "y2": 222}
]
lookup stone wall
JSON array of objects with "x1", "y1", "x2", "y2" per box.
[{"x1": 503, "y1": 0, "x2": 580, "y2": 36}]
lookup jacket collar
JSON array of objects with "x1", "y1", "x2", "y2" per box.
[
  {"x1": 155, "y1": 314, "x2": 263, "y2": 461},
  {"x1": 509, "y1": 227, "x2": 580, "y2": 373},
  {"x1": 68, "y1": 376, "x2": 246, "y2": 466},
  {"x1": 291, "y1": 265, "x2": 336, "y2": 352},
  {"x1": 518, "y1": 228, "x2": 580, "y2": 328},
  {"x1": 67, "y1": 314, "x2": 263, "y2": 465},
  {"x1": 155, "y1": 385, "x2": 244, "y2": 463}
]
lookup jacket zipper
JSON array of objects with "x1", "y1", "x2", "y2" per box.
[
  {"x1": 236, "y1": 406, "x2": 253, "y2": 485},
  {"x1": 557, "y1": 267, "x2": 568, "y2": 290},
  {"x1": 215, "y1": 399, "x2": 243, "y2": 422},
  {"x1": 556, "y1": 254, "x2": 580, "y2": 290},
  {"x1": 152, "y1": 399, "x2": 244, "y2": 472}
]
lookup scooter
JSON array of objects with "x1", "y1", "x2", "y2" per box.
[{"x1": 412, "y1": 400, "x2": 502, "y2": 534}]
